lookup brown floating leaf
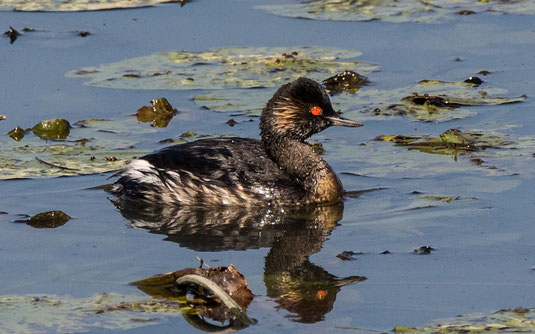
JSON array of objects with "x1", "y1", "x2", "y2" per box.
[
  {"x1": 7, "y1": 126, "x2": 26, "y2": 141},
  {"x1": 132, "y1": 264, "x2": 253, "y2": 310},
  {"x1": 336, "y1": 251, "x2": 360, "y2": 261},
  {"x1": 26, "y1": 210, "x2": 71, "y2": 228},
  {"x1": 413, "y1": 245, "x2": 434, "y2": 254},
  {"x1": 136, "y1": 98, "x2": 177, "y2": 128},
  {"x1": 323, "y1": 70, "x2": 369, "y2": 95}
]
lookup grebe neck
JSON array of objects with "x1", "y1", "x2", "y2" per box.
[{"x1": 263, "y1": 137, "x2": 344, "y2": 205}]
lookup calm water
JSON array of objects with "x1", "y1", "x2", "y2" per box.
[{"x1": 1, "y1": 1, "x2": 535, "y2": 332}]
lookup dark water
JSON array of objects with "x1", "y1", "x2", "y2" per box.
[{"x1": 1, "y1": 0, "x2": 535, "y2": 332}]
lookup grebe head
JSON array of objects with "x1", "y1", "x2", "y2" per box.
[{"x1": 260, "y1": 77, "x2": 362, "y2": 143}]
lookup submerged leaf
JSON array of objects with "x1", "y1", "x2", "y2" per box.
[
  {"x1": 67, "y1": 46, "x2": 378, "y2": 90},
  {"x1": 258, "y1": 0, "x2": 535, "y2": 24},
  {"x1": 26, "y1": 210, "x2": 70, "y2": 228},
  {"x1": 0, "y1": 0, "x2": 174, "y2": 12},
  {"x1": 32, "y1": 118, "x2": 70, "y2": 140}
]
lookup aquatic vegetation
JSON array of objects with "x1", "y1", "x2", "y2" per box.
[
  {"x1": 0, "y1": 0, "x2": 175, "y2": 12},
  {"x1": 258, "y1": 0, "x2": 535, "y2": 24},
  {"x1": 377, "y1": 128, "x2": 511, "y2": 158},
  {"x1": 395, "y1": 307, "x2": 535, "y2": 333},
  {"x1": 67, "y1": 46, "x2": 378, "y2": 90},
  {"x1": 0, "y1": 117, "x2": 154, "y2": 179},
  {"x1": 32, "y1": 118, "x2": 70, "y2": 140},
  {"x1": 7, "y1": 126, "x2": 25, "y2": 141},
  {"x1": 25, "y1": 211, "x2": 71, "y2": 228},
  {"x1": 0, "y1": 293, "x2": 188, "y2": 333},
  {"x1": 365, "y1": 79, "x2": 525, "y2": 122},
  {"x1": 136, "y1": 97, "x2": 177, "y2": 128},
  {"x1": 323, "y1": 70, "x2": 369, "y2": 95}
]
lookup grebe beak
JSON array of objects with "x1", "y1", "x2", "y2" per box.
[{"x1": 326, "y1": 115, "x2": 363, "y2": 127}]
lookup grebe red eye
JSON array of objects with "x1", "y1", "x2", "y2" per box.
[{"x1": 311, "y1": 106, "x2": 323, "y2": 116}]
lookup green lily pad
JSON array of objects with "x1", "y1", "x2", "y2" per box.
[
  {"x1": 0, "y1": 117, "x2": 155, "y2": 179},
  {"x1": 136, "y1": 98, "x2": 177, "y2": 128},
  {"x1": 67, "y1": 46, "x2": 379, "y2": 90},
  {"x1": 395, "y1": 306, "x2": 535, "y2": 333},
  {"x1": 32, "y1": 118, "x2": 70, "y2": 140},
  {"x1": 258, "y1": 0, "x2": 535, "y2": 24},
  {"x1": 0, "y1": 0, "x2": 174, "y2": 12},
  {"x1": 26, "y1": 210, "x2": 70, "y2": 228}
]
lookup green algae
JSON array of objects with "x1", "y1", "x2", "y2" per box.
[
  {"x1": 0, "y1": 0, "x2": 174, "y2": 12},
  {"x1": 67, "y1": 46, "x2": 379, "y2": 90},
  {"x1": 258, "y1": 0, "x2": 535, "y2": 24}
]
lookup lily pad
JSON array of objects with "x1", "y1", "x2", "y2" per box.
[
  {"x1": 0, "y1": 0, "x2": 174, "y2": 12},
  {"x1": 0, "y1": 117, "x2": 155, "y2": 179},
  {"x1": 26, "y1": 210, "x2": 70, "y2": 228},
  {"x1": 67, "y1": 46, "x2": 379, "y2": 90},
  {"x1": 136, "y1": 98, "x2": 177, "y2": 128},
  {"x1": 347, "y1": 79, "x2": 526, "y2": 122},
  {"x1": 395, "y1": 306, "x2": 535, "y2": 333},
  {"x1": 258, "y1": 0, "x2": 535, "y2": 24},
  {"x1": 376, "y1": 128, "x2": 511, "y2": 158},
  {"x1": 0, "y1": 293, "x2": 191, "y2": 334}
]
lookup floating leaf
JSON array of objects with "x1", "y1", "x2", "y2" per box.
[
  {"x1": 67, "y1": 46, "x2": 379, "y2": 90},
  {"x1": 26, "y1": 210, "x2": 70, "y2": 228},
  {"x1": 7, "y1": 126, "x2": 26, "y2": 141},
  {"x1": 0, "y1": 0, "x2": 174, "y2": 12},
  {"x1": 0, "y1": 117, "x2": 154, "y2": 179},
  {"x1": 348, "y1": 79, "x2": 526, "y2": 122},
  {"x1": 0, "y1": 293, "x2": 190, "y2": 333},
  {"x1": 323, "y1": 70, "x2": 369, "y2": 95},
  {"x1": 258, "y1": 0, "x2": 535, "y2": 24},
  {"x1": 395, "y1": 306, "x2": 535, "y2": 333},
  {"x1": 376, "y1": 129, "x2": 512, "y2": 158},
  {"x1": 32, "y1": 118, "x2": 70, "y2": 140},
  {"x1": 350, "y1": 126, "x2": 535, "y2": 178},
  {"x1": 136, "y1": 98, "x2": 177, "y2": 128}
]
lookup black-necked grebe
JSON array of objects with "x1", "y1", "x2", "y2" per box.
[{"x1": 111, "y1": 77, "x2": 362, "y2": 206}]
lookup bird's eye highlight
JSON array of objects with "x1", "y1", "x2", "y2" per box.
[{"x1": 311, "y1": 106, "x2": 323, "y2": 116}]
